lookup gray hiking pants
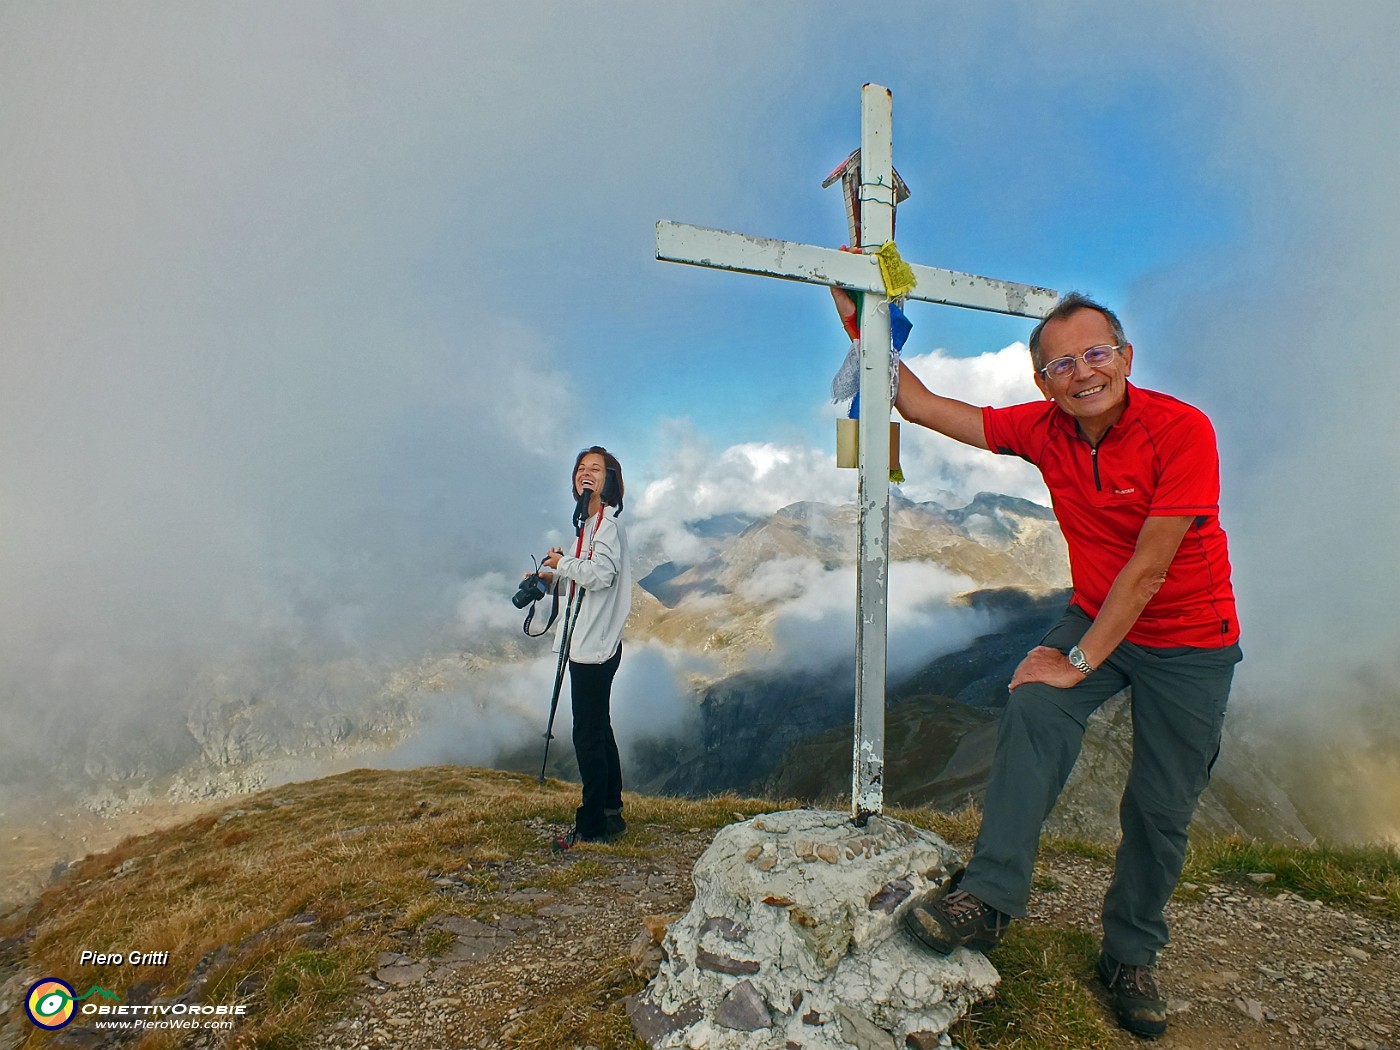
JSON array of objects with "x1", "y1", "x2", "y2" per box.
[{"x1": 959, "y1": 605, "x2": 1242, "y2": 966}]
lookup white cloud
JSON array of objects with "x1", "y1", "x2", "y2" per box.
[
  {"x1": 903, "y1": 343, "x2": 1042, "y2": 406},
  {"x1": 385, "y1": 639, "x2": 701, "y2": 771},
  {"x1": 628, "y1": 422, "x2": 854, "y2": 570},
  {"x1": 610, "y1": 643, "x2": 705, "y2": 755},
  {"x1": 752, "y1": 558, "x2": 990, "y2": 681},
  {"x1": 738, "y1": 556, "x2": 835, "y2": 605},
  {"x1": 630, "y1": 348, "x2": 1052, "y2": 572},
  {"x1": 894, "y1": 345, "x2": 1051, "y2": 507},
  {"x1": 457, "y1": 573, "x2": 535, "y2": 638},
  {"x1": 634, "y1": 427, "x2": 853, "y2": 524},
  {"x1": 1, "y1": 0, "x2": 1392, "y2": 845},
  {"x1": 384, "y1": 657, "x2": 557, "y2": 771}
]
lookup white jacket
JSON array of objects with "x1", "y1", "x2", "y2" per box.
[{"x1": 546, "y1": 506, "x2": 631, "y2": 664}]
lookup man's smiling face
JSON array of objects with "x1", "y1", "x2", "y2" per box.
[{"x1": 1033, "y1": 307, "x2": 1134, "y2": 439}]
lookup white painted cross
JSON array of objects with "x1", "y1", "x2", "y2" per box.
[{"x1": 657, "y1": 84, "x2": 1058, "y2": 823}]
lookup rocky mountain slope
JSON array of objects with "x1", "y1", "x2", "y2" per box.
[
  {"x1": 2, "y1": 494, "x2": 1069, "y2": 808},
  {"x1": 632, "y1": 494, "x2": 1067, "y2": 665},
  {"x1": 2, "y1": 489, "x2": 1382, "y2": 898},
  {"x1": 629, "y1": 586, "x2": 1317, "y2": 845}
]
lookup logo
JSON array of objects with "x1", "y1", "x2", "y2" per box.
[
  {"x1": 24, "y1": 979, "x2": 121, "y2": 1029},
  {"x1": 26, "y1": 979, "x2": 76, "y2": 1029}
]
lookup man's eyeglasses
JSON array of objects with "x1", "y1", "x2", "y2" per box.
[{"x1": 1038, "y1": 344, "x2": 1122, "y2": 380}]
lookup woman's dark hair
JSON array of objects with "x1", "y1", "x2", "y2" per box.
[{"x1": 572, "y1": 445, "x2": 624, "y2": 511}]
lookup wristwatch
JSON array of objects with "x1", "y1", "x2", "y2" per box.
[{"x1": 1067, "y1": 645, "x2": 1095, "y2": 676}]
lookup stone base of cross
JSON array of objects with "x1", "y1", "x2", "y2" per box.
[
  {"x1": 627, "y1": 809, "x2": 998, "y2": 1047},
  {"x1": 657, "y1": 84, "x2": 1057, "y2": 822}
]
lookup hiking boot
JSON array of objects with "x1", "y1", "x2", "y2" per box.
[
  {"x1": 903, "y1": 873, "x2": 1011, "y2": 954},
  {"x1": 559, "y1": 821, "x2": 618, "y2": 848},
  {"x1": 556, "y1": 826, "x2": 594, "y2": 849},
  {"x1": 604, "y1": 810, "x2": 627, "y2": 839},
  {"x1": 1097, "y1": 951, "x2": 1168, "y2": 1038}
]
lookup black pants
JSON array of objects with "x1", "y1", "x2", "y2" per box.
[{"x1": 569, "y1": 643, "x2": 623, "y2": 837}]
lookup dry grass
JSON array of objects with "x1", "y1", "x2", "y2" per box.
[
  {"x1": 1183, "y1": 835, "x2": 1400, "y2": 918},
  {"x1": 0, "y1": 769, "x2": 779, "y2": 1049},
  {"x1": 5, "y1": 768, "x2": 1397, "y2": 1049},
  {"x1": 888, "y1": 798, "x2": 985, "y2": 846},
  {"x1": 503, "y1": 957, "x2": 649, "y2": 1050},
  {"x1": 4, "y1": 768, "x2": 576, "y2": 1047},
  {"x1": 952, "y1": 926, "x2": 1117, "y2": 1050}
]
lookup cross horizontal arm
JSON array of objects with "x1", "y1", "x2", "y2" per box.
[{"x1": 657, "y1": 220, "x2": 1059, "y2": 320}]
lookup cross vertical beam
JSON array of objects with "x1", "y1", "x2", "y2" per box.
[
  {"x1": 852, "y1": 85, "x2": 893, "y2": 823},
  {"x1": 654, "y1": 84, "x2": 1057, "y2": 825}
]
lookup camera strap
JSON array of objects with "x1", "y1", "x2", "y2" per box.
[
  {"x1": 522, "y1": 507, "x2": 604, "y2": 636},
  {"x1": 521, "y1": 589, "x2": 561, "y2": 636}
]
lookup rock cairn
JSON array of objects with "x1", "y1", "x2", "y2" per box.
[{"x1": 627, "y1": 809, "x2": 998, "y2": 1049}]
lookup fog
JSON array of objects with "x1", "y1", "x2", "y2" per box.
[
  {"x1": 1105, "y1": 4, "x2": 1400, "y2": 839},
  {"x1": 741, "y1": 560, "x2": 999, "y2": 683},
  {"x1": 382, "y1": 640, "x2": 703, "y2": 776},
  {"x1": 0, "y1": 3, "x2": 770, "y2": 777},
  {"x1": 1, "y1": 3, "x2": 1397, "y2": 840}
]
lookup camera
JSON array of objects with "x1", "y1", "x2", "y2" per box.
[{"x1": 513, "y1": 570, "x2": 549, "y2": 609}]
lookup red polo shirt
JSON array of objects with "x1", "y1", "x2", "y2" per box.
[{"x1": 983, "y1": 384, "x2": 1239, "y2": 648}]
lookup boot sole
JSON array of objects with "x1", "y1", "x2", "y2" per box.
[
  {"x1": 1116, "y1": 1014, "x2": 1167, "y2": 1039},
  {"x1": 903, "y1": 906, "x2": 960, "y2": 954},
  {"x1": 903, "y1": 905, "x2": 1002, "y2": 955}
]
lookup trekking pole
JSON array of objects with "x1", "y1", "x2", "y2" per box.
[{"x1": 538, "y1": 586, "x2": 584, "y2": 782}]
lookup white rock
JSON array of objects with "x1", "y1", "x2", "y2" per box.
[
  {"x1": 1232, "y1": 997, "x2": 1268, "y2": 1023},
  {"x1": 629, "y1": 809, "x2": 998, "y2": 1049}
]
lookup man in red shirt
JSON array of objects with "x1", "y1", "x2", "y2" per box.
[{"x1": 896, "y1": 293, "x2": 1242, "y2": 1038}]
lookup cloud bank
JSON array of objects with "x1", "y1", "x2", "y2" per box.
[
  {"x1": 1, "y1": 2, "x2": 1396, "y2": 840},
  {"x1": 383, "y1": 641, "x2": 701, "y2": 775}
]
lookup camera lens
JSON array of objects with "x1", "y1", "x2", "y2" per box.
[{"x1": 512, "y1": 573, "x2": 547, "y2": 608}]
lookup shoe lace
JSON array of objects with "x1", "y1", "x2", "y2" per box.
[
  {"x1": 942, "y1": 889, "x2": 991, "y2": 922},
  {"x1": 1114, "y1": 963, "x2": 1159, "y2": 998}
]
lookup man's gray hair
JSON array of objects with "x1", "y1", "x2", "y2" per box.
[{"x1": 1027, "y1": 292, "x2": 1127, "y2": 369}]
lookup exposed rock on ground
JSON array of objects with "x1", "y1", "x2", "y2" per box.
[
  {"x1": 629, "y1": 810, "x2": 995, "y2": 1049},
  {"x1": 287, "y1": 822, "x2": 1398, "y2": 1050}
]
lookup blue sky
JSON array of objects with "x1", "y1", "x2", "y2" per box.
[{"x1": 2, "y1": 1, "x2": 1398, "y2": 755}]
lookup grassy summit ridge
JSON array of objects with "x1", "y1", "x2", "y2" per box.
[{"x1": 1, "y1": 767, "x2": 1396, "y2": 1049}]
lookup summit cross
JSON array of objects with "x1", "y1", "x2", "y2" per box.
[{"x1": 656, "y1": 83, "x2": 1058, "y2": 822}]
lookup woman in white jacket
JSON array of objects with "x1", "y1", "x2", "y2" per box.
[{"x1": 540, "y1": 446, "x2": 632, "y2": 842}]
